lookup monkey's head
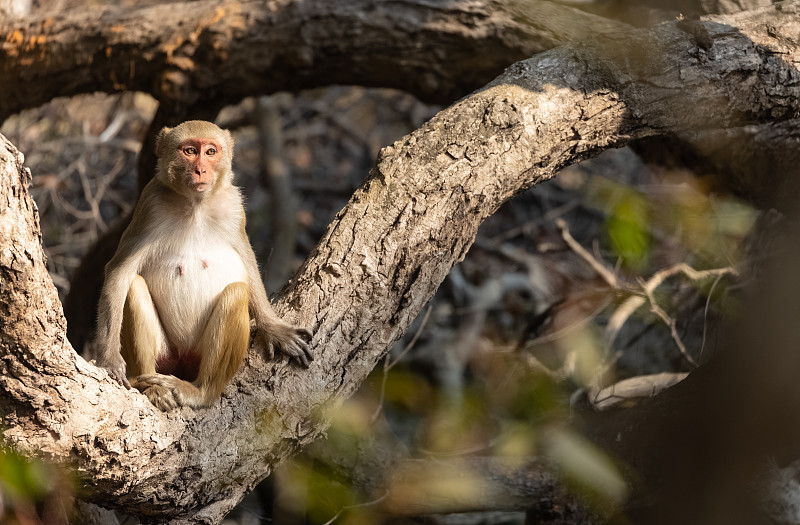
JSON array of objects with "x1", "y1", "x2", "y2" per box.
[{"x1": 154, "y1": 120, "x2": 235, "y2": 198}]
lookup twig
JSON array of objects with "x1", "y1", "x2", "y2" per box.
[
  {"x1": 555, "y1": 218, "x2": 617, "y2": 288},
  {"x1": 604, "y1": 294, "x2": 646, "y2": 346},
  {"x1": 387, "y1": 305, "x2": 433, "y2": 370},
  {"x1": 699, "y1": 272, "x2": 726, "y2": 361},
  {"x1": 94, "y1": 155, "x2": 126, "y2": 206},
  {"x1": 521, "y1": 299, "x2": 610, "y2": 347},
  {"x1": 604, "y1": 263, "x2": 737, "y2": 354},
  {"x1": 98, "y1": 109, "x2": 128, "y2": 143},
  {"x1": 51, "y1": 190, "x2": 96, "y2": 221},
  {"x1": 643, "y1": 262, "x2": 736, "y2": 291},
  {"x1": 489, "y1": 199, "x2": 581, "y2": 243},
  {"x1": 77, "y1": 160, "x2": 107, "y2": 232},
  {"x1": 321, "y1": 491, "x2": 389, "y2": 525},
  {"x1": 641, "y1": 278, "x2": 698, "y2": 368}
]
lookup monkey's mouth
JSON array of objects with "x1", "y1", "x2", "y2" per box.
[{"x1": 192, "y1": 183, "x2": 209, "y2": 192}]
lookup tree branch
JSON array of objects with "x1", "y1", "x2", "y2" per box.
[{"x1": 0, "y1": 0, "x2": 625, "y2": 120}]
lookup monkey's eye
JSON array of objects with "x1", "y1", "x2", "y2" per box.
[
  {"x1": 206, "y1": 147, "x2": 216, "y2": 156},
  {"x1": 184, "y1": 146, "x2": 198, "y2": 156}
]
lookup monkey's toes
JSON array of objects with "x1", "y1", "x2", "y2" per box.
[
  {"x1": 142, "y1": 384, "x2": 179, "y2": 411},
  {"x1": 131, "y1": 373, "x2": 173, "y2": 388},
  {"x1": 285, "y1": 339, "x2": 313, "y2": 368},
  {"x1": 107, "y1": 367, "x2": 131, "y2": 388}
]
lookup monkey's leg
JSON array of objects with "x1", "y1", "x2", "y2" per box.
[
  {"x1": 122, "y1": 276, "x2": 183, "y2": 410},
  {"x1": 120, "y1": 275, "x2": 166, "y2": 377},
  {"x1": 194, "y1": 281, "x2": 250, "y2": 405},
  {"x1": 132, "y1": 282, "x2": 250, "y2": 409}
]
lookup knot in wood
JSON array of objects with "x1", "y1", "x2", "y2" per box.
[{"x1": 484, "y1": 98, "x2": 517, "y2": 129}]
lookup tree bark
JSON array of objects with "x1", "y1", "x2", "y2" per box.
[{"x1": 2, "y1": 2, "x2": 800, "y2": 523}]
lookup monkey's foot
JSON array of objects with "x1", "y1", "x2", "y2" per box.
[
  {"x1": 100, "y1": 358, "x2": 131, "y2": 389},
  {"x1": 257, "y1": 322, "x2": 314, "y2": 368},
  {"x1": 131, "y1": 374, "x2": 204, "y2": 410}
]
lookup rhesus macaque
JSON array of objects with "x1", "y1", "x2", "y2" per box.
[{"x1": 95, "y1": 120, "x2": 312, "y2": 410}]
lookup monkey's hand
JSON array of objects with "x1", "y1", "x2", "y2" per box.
[
  {"x1": 255, "y1": 321, "x2": 313, "y2": 368},
  {"x1": 97, "y1": 351, "x2": 131, "y2": 389}
]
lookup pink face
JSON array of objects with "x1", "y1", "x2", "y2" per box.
[{"x1": 178, "y1": 138, "x2": 223, "y2": 193}]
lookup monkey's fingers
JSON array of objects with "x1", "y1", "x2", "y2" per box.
[
  {"x1": 130, "y1": 376, "x2": 185, "y2": 410},
  {"x1": 259, "y1": 336, "x2": 276, "y2": 359},
  {"x1": 142, "y1": 384, "x2": 179, "y2": 411},
  {"x1": 108, "y1": 367, "x2": 132, "y2": 389},
  {"x1": 131, "y1": 373, "x2": 173, "y2": 387},
  {"x1": 296, "y1": 327, "x2": 313, "y2": 341},
  {"x1": 284, "y1": 339, "x2": 313, "y2": 368}
]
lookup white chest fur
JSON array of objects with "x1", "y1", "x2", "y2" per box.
[{"x1": 139, "y1": 198, "x2": 248, "y2": 350}]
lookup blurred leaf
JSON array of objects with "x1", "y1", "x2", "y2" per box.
[
  {"x1": 556, "y1": 326, "x2": 604, "y2": 388},
  {"x1": 505, "y1": 369, "x2": 566, "y2": 423},
  {"x1": 420, "y1": 387, "x2": 496, "y2": 454},
  {"x1": 493, "y1": 422, "x2": 537, "y2": 459},
  {"x1": 545, "y1": 427, "x2": 628, "y2": 506},
  {"x1": 386, "y1": 460, "x2": 503, "y2": 515},
  {"x1": 0, "y1": 450, "x2": 50, "y2": 502},
  {"x1": 381, "y1": 368, "x2": 434, "y2": 413},
  {"x1": 329, "y1": 397, "x2": 374, "y2": 438},
  {"x1": 283, "y1": 459, "x2": 360, "y2": 525},
  {"x1": 713, "y1": 198, "x2": 756, "y2": 237},
  {"x1": 606, "y1": 190, "x2": 651, "y2": 272}
]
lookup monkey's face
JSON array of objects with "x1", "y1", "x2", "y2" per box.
[
  {"x1": 155, "y1": 121, "x2": 235, "y2": 198},
  {"x1": 176, "y1": 138, "x2": 223, "y2": 193}
]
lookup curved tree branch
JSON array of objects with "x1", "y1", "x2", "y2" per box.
[
  {"x1": 1, "y1": 2, "x2": 799, "y2": 523},
  {"x1": 0, "y1": 0, "x2": 625, "y2": 119}
]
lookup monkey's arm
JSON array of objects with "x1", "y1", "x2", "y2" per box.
[
  {"x1": 95, "y1": 192, "x2": 154, "y2": 386},
  {"x1": 95, "y1": 248, "x2": 147, "y2": 386},
  {"x1": 237, "y1": 218, "x2": 313, "y2": 367}
]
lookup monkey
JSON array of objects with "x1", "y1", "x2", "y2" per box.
[{"x1": 94, "y1": 120, "x2": 312, "y2": 411}]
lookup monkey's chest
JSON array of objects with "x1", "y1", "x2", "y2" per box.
[{"x1": 140, "y1": 240, "x2": 248, "y2": 349}]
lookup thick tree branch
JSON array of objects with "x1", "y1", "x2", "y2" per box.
[
  {"x1": 0, "y1": 0, "x2": 625, "y2": 120},
  {"x1": 1, "y1": 2, "x2": 799, "y2": 523}
]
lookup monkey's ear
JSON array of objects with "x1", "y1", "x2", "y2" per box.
[
  {"x1": 154, "y1": 127, "x2": 173, "y2": 159},
  {"x1": 223, "y1": 129, "x2": 234, "y2": 158}
]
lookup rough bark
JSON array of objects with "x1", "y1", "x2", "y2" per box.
[
  {"x1": 2, "y1": 2, "x2": 800, "y2": 524},
  {"x1": 0, "y1": 0, "x2": 625, "y2": 119}
]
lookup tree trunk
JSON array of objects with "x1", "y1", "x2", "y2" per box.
[{"x1": 1, "y1": 2, "x2": 800, "y2": 523}]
